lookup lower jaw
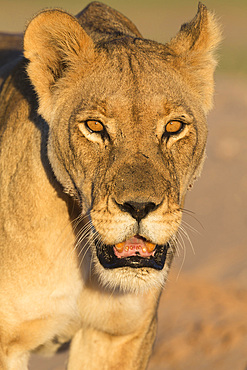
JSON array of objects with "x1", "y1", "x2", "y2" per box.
[{"x1": 96, "y1": 243, "x2": 169, "y2": 270}]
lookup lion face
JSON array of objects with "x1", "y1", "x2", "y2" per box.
[
  {"x1": 23, "y1": 7, "x2": 220, "y2": 292},
  {"x1": 43, "y1": 42, "x2": 206, "y2": 292}
]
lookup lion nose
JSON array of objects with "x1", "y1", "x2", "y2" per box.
[{"x1": 117, "y1": 201, "x2": 157, "y2": 222}]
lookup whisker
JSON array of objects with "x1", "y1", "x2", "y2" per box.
[
  {"x1": 76, "y1": 223, "x2": 93, "y2": 246},
  {"x1": 63, "y1": 215, "x2": 96, "y2": 263},
  {"x1": 71, "y1": 213, "x2": 90, "y2": 232},
  {"x1": 181, "y1": 219, "x2": 200, "y2": 235},
  {"x1": 170, "y1": 234, "x2": 180, "y2": 257},
  {"x1": 178, "y1": 224, "x2": 195, "y2": 255},
  {"x1": 181, "y1": 208, "x2": 204, "y2": 230},
  {"x1": 77, "y1": 229, "x2": 98, "y2": 255},
  {"x1": 180, "y1": 207, "x2": 196, "y2": 215},
  {"x1": 174, "y1": 232, "x2": 186, "y2": 281}
]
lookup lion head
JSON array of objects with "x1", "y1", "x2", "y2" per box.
[{"x1": 23, "y1": 2, "x2": 221, "y2": 293}]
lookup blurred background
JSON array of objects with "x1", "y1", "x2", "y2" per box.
[{"x1": 1, "y1": 0, "x2": 247, "y2": 369}]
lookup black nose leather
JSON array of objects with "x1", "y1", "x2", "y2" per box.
[{"x1": 118, "y1": 201, "x2": 157, "y2": 221}]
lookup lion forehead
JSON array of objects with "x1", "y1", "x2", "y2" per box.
[{"x1": 65, "y1": 42, "x2": 186, "y2": 101}]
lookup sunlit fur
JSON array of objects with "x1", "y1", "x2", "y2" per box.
[{"x1": 0, "y1": 2, "x2": 221, "y2": 369}]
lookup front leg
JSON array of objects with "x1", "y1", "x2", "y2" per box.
[
  {"x1": 68, "y1": 317, "x2": 157, "y2": 370},
  {"x1": 68, "y1": 288, "x2": 161, "y2": 370}
]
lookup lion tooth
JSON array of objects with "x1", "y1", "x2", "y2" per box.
[
  {"x1": 146, "y1": 242, "x2": 156, "y2": 253},
  {"x1": 115, "y1": 241, "x2": 155, "y2": 254},
  {"x1": 115, "y1": 242, "x2": 125, "y2": 253}
]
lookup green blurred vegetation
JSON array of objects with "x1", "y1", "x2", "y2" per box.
[{"x1": 1, "y1": 0, "x2": 247, "y2": 76}]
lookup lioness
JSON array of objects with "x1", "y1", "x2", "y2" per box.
[{"x1": 0, "y1": 2, "x2": 221, "y2": 369}]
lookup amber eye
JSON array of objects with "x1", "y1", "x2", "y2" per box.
[
  {"x1": 165, "y1": 120, "x2": 184, "y2": 135},
  {"x1": 85, "y1": 120, "x2": 104, "y2": 133}
]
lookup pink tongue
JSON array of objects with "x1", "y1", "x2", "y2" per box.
[{"x1": 114, "y1": 236, "x2": 155, "y2": 258}]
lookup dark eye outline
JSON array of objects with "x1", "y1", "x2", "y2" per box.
[
  {"x1": 162, "y1": 120, "x2": 185, "y2": 138},
  {"x1": 85, "y1": 120, "x2": 105, "y2": 134}
]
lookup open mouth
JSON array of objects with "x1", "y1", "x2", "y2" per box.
[{"x1": 96, "y1": 235, "x2": 169, "y2": 270}]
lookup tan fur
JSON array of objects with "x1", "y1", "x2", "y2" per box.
[{"x1": 0, "y1": 2, "x2": 221, "y2": 369}]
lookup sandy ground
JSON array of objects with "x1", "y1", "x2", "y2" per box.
[{"x1": 29, "y1": 65, "x2": 247, "y2": 370}]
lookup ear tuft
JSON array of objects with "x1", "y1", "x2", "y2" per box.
[
  {"x1": 24, "y1": 9, "x2": 94, "y2": 119},
  {"x1": 167, "y1": 3, "x2": 222, "y2": 113}
]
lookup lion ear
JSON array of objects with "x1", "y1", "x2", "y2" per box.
[
  {"x1": 167, "y1": 3, "x2": 222, "y2": 113},
  {"x1": 24, "y1": 9, "x2": 94, "y2": 119}
]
